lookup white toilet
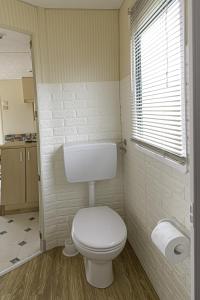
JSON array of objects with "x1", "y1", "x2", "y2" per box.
[{"x1": 63, "y1": 142, "x2": 127, "y2": 288}]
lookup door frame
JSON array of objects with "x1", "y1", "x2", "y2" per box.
[
  {"x1": 0, "y1": 25, "x2": 45, "y2": 252},
  {"x1": 191, "y1": 0, "x2": 200, "y2": 299}
]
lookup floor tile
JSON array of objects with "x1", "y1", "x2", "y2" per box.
[
  {"x1": 0, "y1": 212, "x2": 40, "y2": 273},
  {"x1": 0, "y1": 231, "x2": 7, "y2": 235},
  {"x1": 18, "y1": 241, "x2": 27, "y2": 246},
  {"x1": 10, "y1": 258, "x2": 20, "y2": 264},
  {"x1": 24, "y1": 228, "x2": 32, "y2": 232}
]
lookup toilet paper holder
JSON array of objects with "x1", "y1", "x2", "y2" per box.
[
  {"x1": 151, "y1": 217, "x2": 191, "y2": 263},
  {"x1": 158, "y1": 217, "x2": 190, "y2": 240}
]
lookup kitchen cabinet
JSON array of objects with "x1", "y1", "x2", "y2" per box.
[
  {"x1": 26, "y1": 147, "x2": 39, "y2": 204},
  {"x1": 1, "y1": 148, "x2": 26, "y2": 205},
  {"x1": 0, "y1": 142, "x2": 39, "y2": 214}
]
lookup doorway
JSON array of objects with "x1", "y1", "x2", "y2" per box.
[{"x1": 0, "y1": 27, "x2": 41, "y2": 275}]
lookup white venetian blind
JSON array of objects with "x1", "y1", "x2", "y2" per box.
[{"x1": 130, "y1": 0, "x2": 186, "y2": 162}]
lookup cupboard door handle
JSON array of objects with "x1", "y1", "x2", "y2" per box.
[
  {"x1": 19, "y1": 152, "x2": 23, "y2": 162},
  {"x1": 27, "y1": 151, "x2": 30, "y2": 161}
]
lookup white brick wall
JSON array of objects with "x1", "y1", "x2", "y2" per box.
[
  {"x1": 120, "y1": 75, "x2": 191, "y2": 300},
  {"x1": 37, "y1": 81, "x2": 124, "y2": 249},
  {"x1": 37, "y1": 76, "x2": 191, "y2": 299}
]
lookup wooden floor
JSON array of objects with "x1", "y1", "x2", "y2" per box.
[{"x1": 0, "y1": 242, "x2": 159, "y2": 300}]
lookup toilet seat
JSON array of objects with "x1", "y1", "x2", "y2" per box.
[
  {"x1": 72, "y1": 206, "x2": 127, "y2": 251},
  {"x1": 73, "y1": 234, "x2": 126, "y2": 253}
]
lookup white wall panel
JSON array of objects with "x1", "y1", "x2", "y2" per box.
[
  {"x1": 120, "y1": 75, "x2": 191, "y2": 300},
  {"x1": 119, "y1": 0, "x2": 191, "y2": 297}
]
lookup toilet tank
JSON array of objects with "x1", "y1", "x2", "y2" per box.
[{"x1": 63, "y1": 142, "x2": 117, "y2": 183}]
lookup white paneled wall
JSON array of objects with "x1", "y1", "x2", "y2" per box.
[
  {"x1": 38, "y1": 81, "x2": 124, "y2": 249},
  {"x1": 120, "y1": 75, "x2": 191, "y2": 300},
  {"x1": 44, "y1": 9, "x2": 119, "y2": 83}
]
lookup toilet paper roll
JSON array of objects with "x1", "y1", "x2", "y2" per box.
[{"x1": 151, "y1": 221, "x2": 190, "y2": 264}]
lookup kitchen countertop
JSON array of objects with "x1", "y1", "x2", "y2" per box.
[{"x1": 0, "y1": 141, "x2": 37, "y2": 149}]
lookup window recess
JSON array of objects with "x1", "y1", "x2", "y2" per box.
[{"x1": 130, "y1": 0, "x2": 186, "y2": 164}]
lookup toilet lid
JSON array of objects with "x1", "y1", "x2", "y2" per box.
[{"x1": 72, "y1": 206, "x2": 127, "y2": 250}]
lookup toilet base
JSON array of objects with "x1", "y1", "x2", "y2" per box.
[{"x1": 84, "y1": 257, "x2": 113, "y2": 288}]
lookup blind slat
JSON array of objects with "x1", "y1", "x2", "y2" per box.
[
  {"x1": 133, "y1": 127, "x2": 182, "y2": 139},
  {"x1": 132, "y1": 122, "x2": 182, "y2": 131},
  {"x1": 133, "y1": 133, "x2": 183, "y2": 149}
]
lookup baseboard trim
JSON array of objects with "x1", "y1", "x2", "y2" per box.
[
  {"x1": 0, "y1": 205, "x2": 5, "y2": 216},
  {"x1": 4, "y1": 207, "x2": 39, "y2": 215},
  {"x1": 40, "y1": 239, "x2": 46, "y2": 252}
]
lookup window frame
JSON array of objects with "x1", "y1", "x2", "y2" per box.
[{"x1": 130, "y1": 0, "x2": 187, "y2": 165}]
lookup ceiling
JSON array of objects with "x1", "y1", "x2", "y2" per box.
[
  {"x1": 19, "y1": 0, "x2": 123, "y2": 9},
  {"x1": 0, "y1": 28, "x2": 32, "y2": 80}
]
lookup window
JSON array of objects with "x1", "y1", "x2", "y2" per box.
[{"x1": 130, "y1": 0, "x2": 186, "y2": 163}]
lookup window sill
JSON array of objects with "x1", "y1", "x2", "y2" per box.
[{"x1": 134, "y1": 142, "x2": 188, "y2": 174}]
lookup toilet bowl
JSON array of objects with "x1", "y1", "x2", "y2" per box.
[
  {"x1": 63, "y1": 143, "x2": 127, "y2": 287},
  {"x1": 72, "y1": 206, "x2": 127, "y2": 288}
]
